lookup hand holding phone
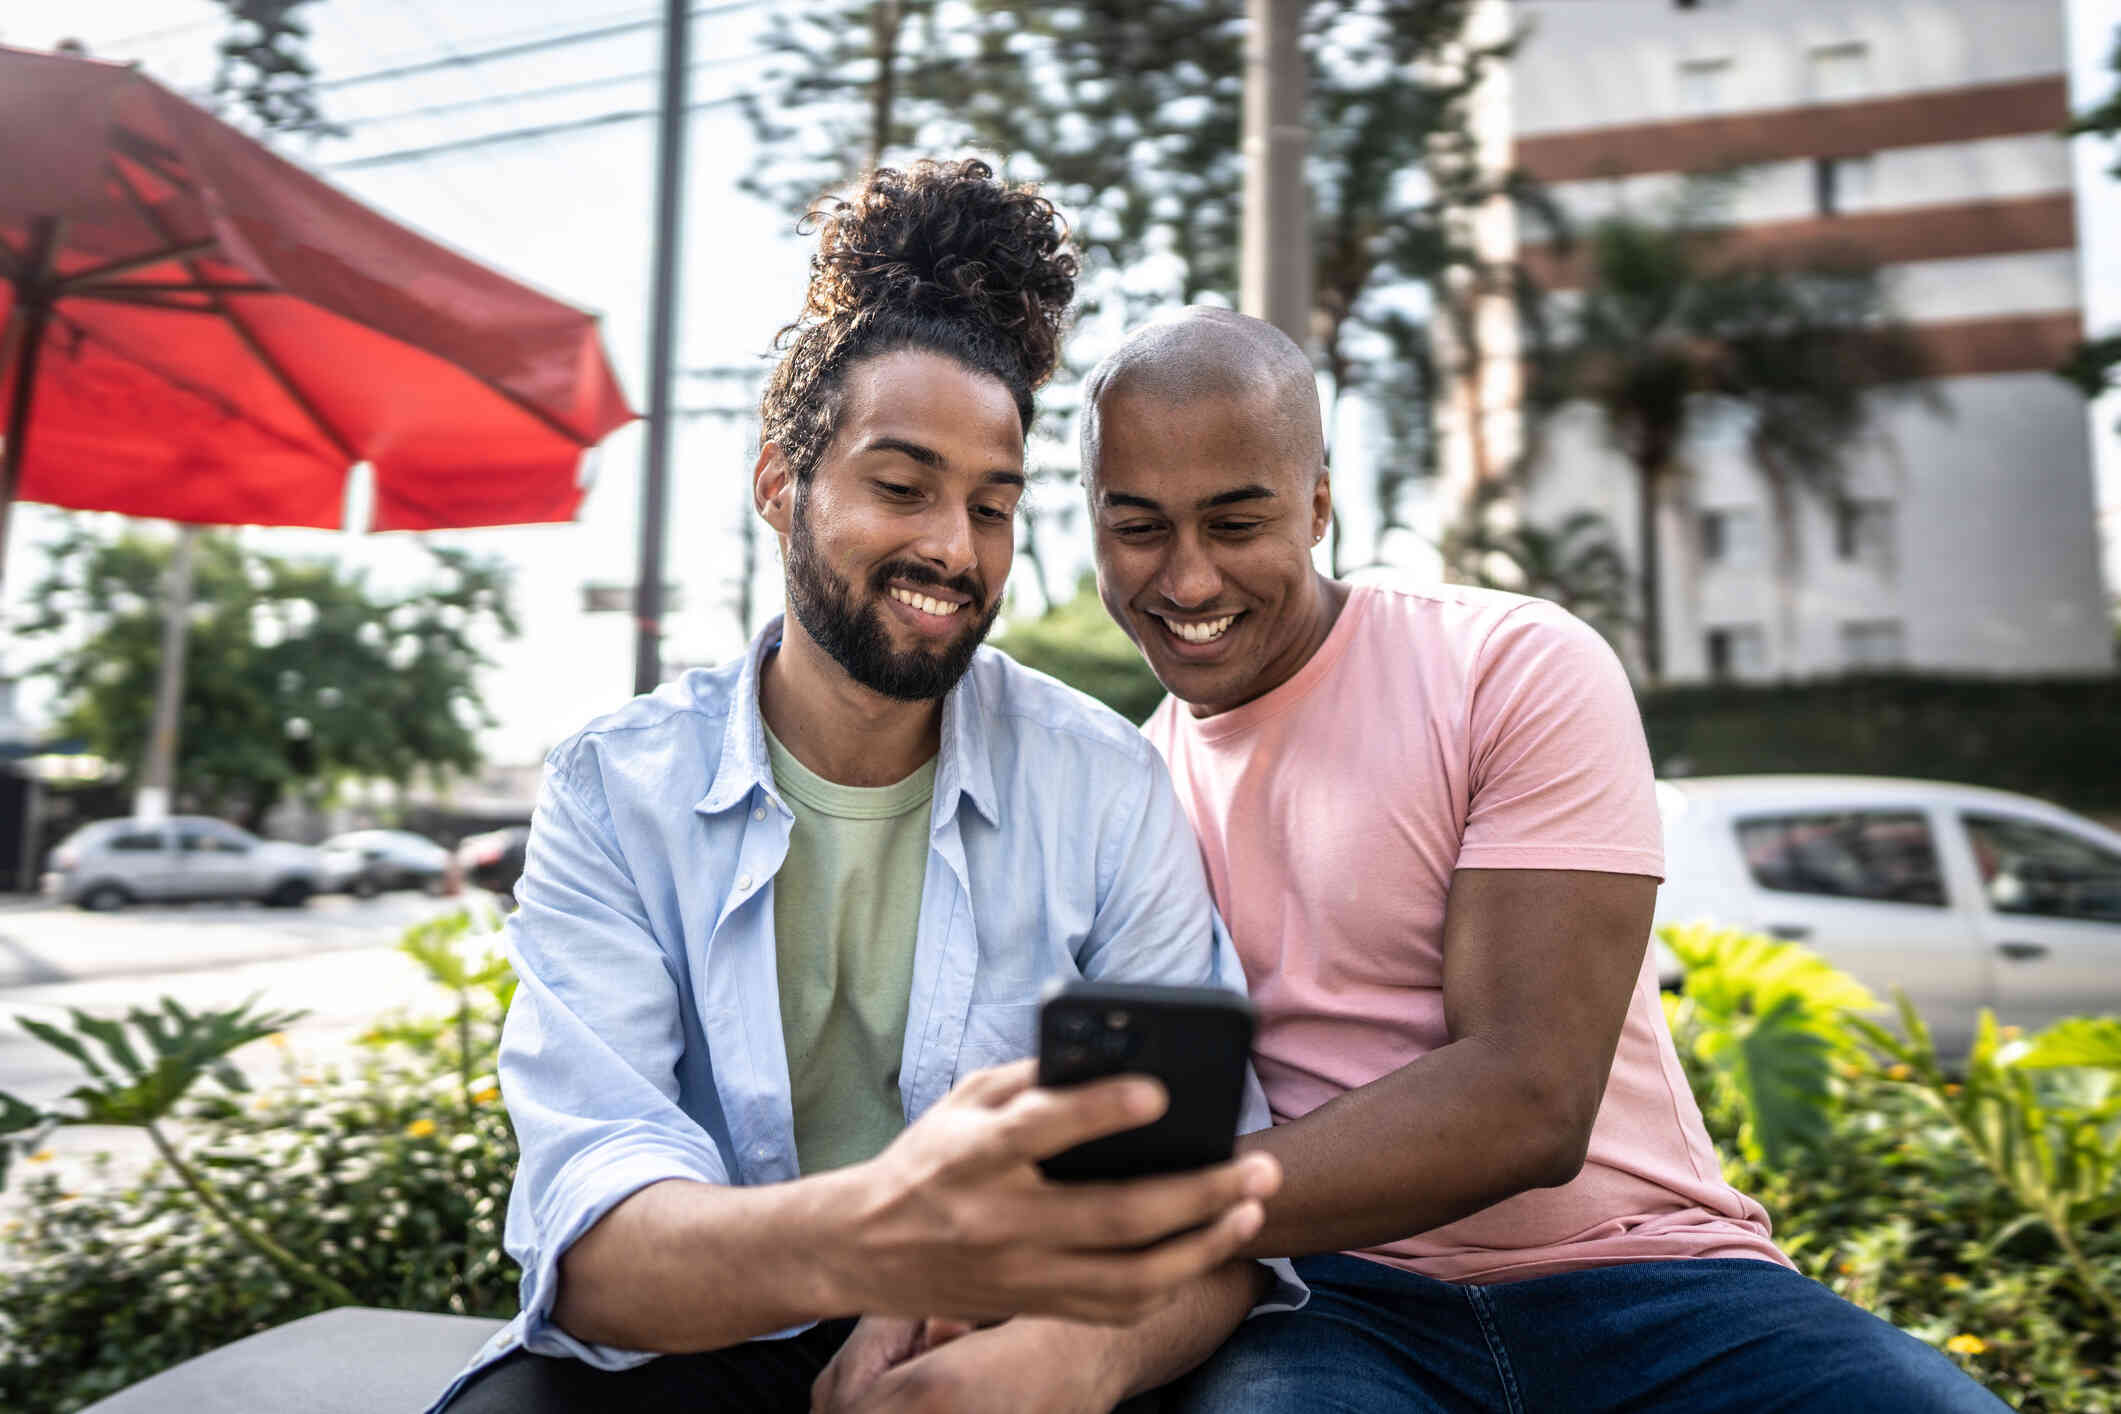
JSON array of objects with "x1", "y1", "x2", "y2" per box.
[{"x1": 1036, "y1": 981, "x2": 1256, "y2": 1182}]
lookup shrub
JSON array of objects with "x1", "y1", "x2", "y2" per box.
[
  {"x1": 0, "y1": 911, "x2": 519, "y2": 1414},
  {"x1": 1663, "y1": 924, "x2": 2121, "y2": 1411}
]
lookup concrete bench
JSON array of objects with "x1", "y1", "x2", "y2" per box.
[{"x1": 79, "y1": 1308, "x2": 502, "y2": 1414}]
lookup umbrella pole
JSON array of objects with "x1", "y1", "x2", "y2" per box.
[{"x1": 0, "y1": 217, "x2": 62, "y2": 597}]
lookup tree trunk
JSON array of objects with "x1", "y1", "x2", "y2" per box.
[
  {"x1": 1322, "y1": 320, "x2": 1349, "y2": 578},
  {"x1": 867, "y1": 0, "x2": 903, "y2": 172},
  {"x1": 1636, "y1": 460, "x2": 1665, "y2": 683}
]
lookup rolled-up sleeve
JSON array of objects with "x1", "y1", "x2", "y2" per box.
[
  {"x1": 1078, "y1": 753, "x2": 1307, "y2": 1315},
  {"x1": 501, "y1": 759, "x2": 733, "y2": 1368}
]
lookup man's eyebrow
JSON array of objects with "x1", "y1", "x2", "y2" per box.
[
  {"x1": 1202, "y1": 484, "x2": 1278, "y2": 509},
  {"x1": 1099, "y1": 484, "x2": 1281, "y2": 512},
  {"x1": 861, "y1": 435, "x2": 945, "y2": 468},
  {"x1": 861, "y1": 438, "x2": 1024, "y2": 488}
]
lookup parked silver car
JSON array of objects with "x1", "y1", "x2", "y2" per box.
[
  {"x1": 1656, "y1": 776, "x2": 2121, "y2": 1053},
  {"x1": 318, "y1": 829, "x2": 452, "y2": 898},
  {"x1": 43, "y1": 816, "x2": 330, "y2": 911}
]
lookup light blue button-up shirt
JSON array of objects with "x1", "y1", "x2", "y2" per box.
[{"x1": 430, "y1": 620, "x2": 1300, "y2": 1409}]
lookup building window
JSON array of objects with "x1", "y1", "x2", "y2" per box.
[
  {"x1": 1699, "y1": 508, "x2": 1763, "y2": 569},
  {"x1": 1808, "y1": 42, "x2": 1872, "y2": 102},
  {"x1": 1678, "y1": 57, "x2": 1734, "y2": 114},
  {"x1": 1813, "y1": 154, "x2": 1874, "y2": 217},
  {"x1": 1842, "y1": 620, "x2": 1905, "y2": 671},
  {"x1": 1736, "y1": 811, "x2": 1947, "y2": 906},
  {"x1": 1834, "y1": 499, "x2": 1894, "y2": 568},
  {"x1": 1705, "y1": 624, "x2": 1767, "y2": 681}
]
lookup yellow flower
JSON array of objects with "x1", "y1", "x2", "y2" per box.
[
  {"x1": 1886, "y1": 1064, "x2": 1912, "y2": 1081},
  {"x1": 1944, "y1": 1083, "x2": 1963, "y2": 1097},
  {"x1": 1942, "y1": 1274, "x2": 1967, "y2": 1290},
  {"x1": 268, "y1": 1032, "x2": 289, "y2": 1049},
  {"x1": 27, "y1": 1150, "x2": 52, "y2": 1164},
  {"x1": 1945, "y1": 1334, "x2": 1987, "y2": 1357},
  {"x1": 1836, "y1": 1261, "x2": 1854, "y2": 1275},
  {"x1": 405, "y1": 1118, "x2": 438, "y2": 1139},
  {"x1": 473, "y1": 1087, "x2": 501, "y2": 1105}
]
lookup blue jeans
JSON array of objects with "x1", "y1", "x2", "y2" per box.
[{"x1": 1167, "y1": 1254, "x2": 2007, "y2": 1414}]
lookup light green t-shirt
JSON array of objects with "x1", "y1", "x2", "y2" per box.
[{"x1": 763, "y1": 724, "x2": 935, "y2": 1175}]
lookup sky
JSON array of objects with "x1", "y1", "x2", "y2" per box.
[{"x1": 3, "y1": 0, "x2": 2119, "y2": 766}]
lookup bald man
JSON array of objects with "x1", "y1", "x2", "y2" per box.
[{"x1": 1080, "y1": 308, "x2": 2006, "y2": 1413}]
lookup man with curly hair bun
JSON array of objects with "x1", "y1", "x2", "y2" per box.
[{"x1": 426, "y1": 162, "x2": 1301, "y2": 1414}]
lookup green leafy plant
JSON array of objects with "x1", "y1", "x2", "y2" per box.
[
  {"x1": 0, "y1": 997, "x2": 353, "y2": 1307},
  {"x1": 1659, "y1": 922, "x2": 1879, "y2": 1166},
  {"x1": 361, "y1": 902, "x2": 515, "y2": 1121},
  {"x1": 1855, "y1": 1002, "x2": 2121, "y2": 1322}
]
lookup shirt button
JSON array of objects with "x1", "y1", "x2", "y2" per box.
[
  {"x1": 752, "y1": 806, "x2": 766, "y2": 821},
  {"x1": 736, "y1": 874, "x2": 752, "y2": 891}
]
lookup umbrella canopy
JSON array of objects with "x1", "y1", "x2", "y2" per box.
[{"x1": 0, "y1": 44, "x2": 637, "y2": 562}]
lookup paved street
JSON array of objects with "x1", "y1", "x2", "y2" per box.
[{"x1": 0, "y1": 892, "x2": 503, "y2": 1217}]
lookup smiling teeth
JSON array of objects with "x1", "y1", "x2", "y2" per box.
[
  {"x1": 1165, "y1": 615, "x2": 1235, "y2": 644},
  {"x1": 890, "y1": 587, "x2": 962, "y2": 617}
]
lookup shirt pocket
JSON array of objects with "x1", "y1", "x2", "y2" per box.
[{"x1": 953, "y1": 1000, "x2": 1043, "y2": 1084}]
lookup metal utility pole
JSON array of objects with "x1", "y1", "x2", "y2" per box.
[
  {"x1": 633, "y1": 0, "x2": 692, "y2": 696},
  {"x1": 135, "y1": 524, "x2": 199, "y2": 822},
  {"x1": 1242, "y1": 0, "x2": 1311, "y2": 351}
]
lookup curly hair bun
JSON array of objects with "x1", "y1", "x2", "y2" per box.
[{"x1": 798, "y1": 158, "x2": 1078, "y2": 390}]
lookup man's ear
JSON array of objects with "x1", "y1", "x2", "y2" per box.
[
  {"x1": 1311, "y1": 466, "x2": 1333, "y2": 544},
  {"x1": 756, "y1": 445, "x2": 794, "y2": 535}
]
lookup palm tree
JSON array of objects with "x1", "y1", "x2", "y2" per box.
[
  {"x1": 1529, "y1": 189, "x2": 1929, "y2": 682},
  {"x1": 1451, "y1": 508, "x2": 1633, "y2": 649}
]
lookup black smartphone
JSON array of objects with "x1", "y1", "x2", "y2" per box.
[{"x1": 1035, "y1": 980, "x2": 1256, "y2": 1182}]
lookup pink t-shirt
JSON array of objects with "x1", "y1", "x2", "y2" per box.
[{"x1": 1144, "y1": 583, "x2": 1790, "y2": 1284}]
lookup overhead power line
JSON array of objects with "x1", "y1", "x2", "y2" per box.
[
  {"x1": 328, "y1": 94, "x2": 751, "y2": 171},
  {"x1": 290, "y1": 49, "x2": 768, "y2": 135},
  {"x1": 311, "y1": 0, "x2": 764, "y2": 95}
]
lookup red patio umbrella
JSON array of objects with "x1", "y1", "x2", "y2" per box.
[{"x1": 0, "y1": 43, "x2": 638, "y2": 586}]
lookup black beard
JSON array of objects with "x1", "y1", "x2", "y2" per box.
[{"x1": 783, "y1": 501, "x2": 1001, "y2": 702}]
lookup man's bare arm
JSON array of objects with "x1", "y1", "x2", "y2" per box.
[
  {"x1": 817, "y1": 1261, "x2": 1271, "y2": 1413},
  {"x1": 553, "y1": 1061, "x2": 1281, "y2": 1353},
  {"x1": 1238, "y1": 868, "x2": 1656, "y2": 1259}
]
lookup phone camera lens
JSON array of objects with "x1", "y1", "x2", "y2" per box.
[
  {"x1": 1104, "y1": 1010, "x2": 1131, "y2": 1029},
  {"x1": 1056, "y1": 1012, "x2": 1096, "y2": 1041},
  {"x1": 1056, "y1": 1043, "x2": 1091, "y2": 1069}
]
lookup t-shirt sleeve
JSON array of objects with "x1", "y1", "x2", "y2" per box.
[{"x1": 1457, "y1": 602, "x2": 1664, "y2": 879}]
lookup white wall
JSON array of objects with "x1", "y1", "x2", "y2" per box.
[
  {"x1": 1522, "y1": 372, "x2": 2112, "y2": 681},
  {"x1": 1516, "y1": 0, "x2": 2070, "y2": 136},
  {"x1": 1541, "y1": 133, "x2": 2075, "y2": 230}
]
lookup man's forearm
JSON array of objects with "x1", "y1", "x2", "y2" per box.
[
  {"x1": 1238, "y1": 1036, "x2": 1586, "y2": 1260},
  {"x1": 553, "y1": 1171, "x2": 865, "y2": 1352},
  {"x1": 1014, "y1": 1259, "x2": 1270, "y2": 1407}
]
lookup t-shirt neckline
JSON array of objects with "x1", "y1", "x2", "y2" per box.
[
  {"x1": 763, "y1": 722, "x2": 938, "y2": 819},
  {"x1": 1185, "y1": 585, "x2": 1374, "y2": 743}
]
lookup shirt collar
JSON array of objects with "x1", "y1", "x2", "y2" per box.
[{"x1": 695, "y1": 615, "x2": 1000, "y2": 828}]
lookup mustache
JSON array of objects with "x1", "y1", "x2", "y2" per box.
[{"x1": 870, "y1": 560, "x2": 984, "y2": 612}]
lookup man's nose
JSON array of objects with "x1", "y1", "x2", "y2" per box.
[
  {"x1": 915, "y1": 504, "x2": 979, "y2": 580},
  {"x1": 1158, "y1": 532, "x2": 1222, "y2": 609}
]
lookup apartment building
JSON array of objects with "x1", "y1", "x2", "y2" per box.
[{"x1": 1495, "y1": 0, "x2": 2110, "y2": 682}]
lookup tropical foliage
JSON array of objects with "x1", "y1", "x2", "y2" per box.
[{"x1": 1527, "y1": 186, "x2": 1928, "y2": 680}]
